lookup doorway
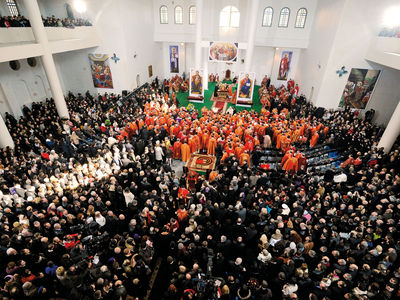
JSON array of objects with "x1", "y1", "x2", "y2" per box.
[
  {"x1": 136, "y1": 74, "x2": 140, "y2": 88},
  {"x1": 309, "y1": 86, "x2": 314, "y2": 101},
  {"x1": 225, "y1": 69, "x2": 231, "y2": 80},
  {"x1": 0, "y1": 84, "x2": 12, "y2": 118}
]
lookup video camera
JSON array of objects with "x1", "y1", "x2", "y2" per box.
[{"x1": 81, "y1": 231, "x2": 110, "y2": 255}]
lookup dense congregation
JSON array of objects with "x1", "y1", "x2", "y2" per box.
[
  {"x1": 0, "y1": 78, "x2": 399, "y2": 300},
  {"x1": 0, "y1": 15, "x2": 91, "y2": 28}
]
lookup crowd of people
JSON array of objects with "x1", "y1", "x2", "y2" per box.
[
  {"x1": 0, "y1": 15, "x2": 30, "y2": 27},
  {"x1": 378, "y1": 26, "x2": 400, "y2": 38},
  {"x1": 0, "y1": 15, "x2": 91, "y2": 28},
  {"x1": 0, "y1": 77, "x2": 399, "y2": 300},
  {"x1": 42, "y1": 16, "x2": 92, "y2": 28}
]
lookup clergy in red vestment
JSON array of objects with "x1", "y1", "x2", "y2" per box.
[
  {"x1": 181, "y1": 143, "x2": 191, "y2": 162},
  {"x1": 207, "y1": 134, "x2": 217, "y2": 156},
  {"x1": 173, "y1": 139, "x2": 182, "y2": 159}
]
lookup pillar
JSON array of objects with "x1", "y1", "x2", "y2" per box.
[
  {"x1": 195, "y1": 0, "x2": 203, "y2": 69},
  {"x1": 0, "y1": 115, "x2": 14, "y2": 148},
  {"x1": 22, "y1": 0, "x2": 70, "y2": 119},
  {"x1": 244, "y1": 0, "x2": 260, "y2": 71},
  {"x1": 203, "y1": 47, "x2": 208, "y2": 90},
  {"x1": 378, "y1": 100, "x2": 400, "y2": 153}
]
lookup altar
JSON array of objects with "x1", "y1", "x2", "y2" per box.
[
  {"x1": 210, "y1": 82, "x2": 236, "y2": 114},
  {"x1": 212, "y1": 82, "x2": 235, "y2": 101}
]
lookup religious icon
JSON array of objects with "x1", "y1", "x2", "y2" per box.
[
  {"x1": 277, "y1": 51, "x2": 293, "y2": 81},
  {"x1": 189, "y1": 68, "x2": 204, "y2": 98},
  {"x1": 237, "y1": 72, "x2": 255, "y2": 105},
  {"x1": 239, "y1": 74, "x2": 252, "y2": 98},
  {"x1": 209, "y1": 42, "x2": 238, "y2": 63},
  {"x1": 88, "y1": 54, "x2": 114, "y2": 89},
  {"x1": 169, "y1": 46, "x2": 179, "y2": 73},
  {"x1": 339, "y1": 68, "x2": 381, "y2": 109}
]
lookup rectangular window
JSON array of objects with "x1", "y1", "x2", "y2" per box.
[{"x1": 6, "y1": 0, "x2": 19, "y2": 16}]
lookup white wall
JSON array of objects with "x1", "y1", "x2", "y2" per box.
[
  {"x1": 255, "y1": 0, "x2": 318, "y2": 48},
  {"x1": 153, "y1": 0, "x2": 317, "y2": 48},
  {"x1": 299, "y1": 0, "x2": 400, "y2": 125},
  {"x1": 364, "y1": 67, "x2": 400, "y2": 125},
  {"x1": 86, "y1": 0, "x2": 163, "y2": 93},
  {"x1": 295, "y1": 0, "x2": 347, "y2": 104},
  {"x1": 53, "y1": 49, "x2": 97, "y2": 95},
  {"x1": 37, "y1": 0, "x2": 70, "y2": 18},
  {"x1": 153, "y1": 0, "x2": 197, "y2": 42},
  {"x1": 270, "y1": 47, "x2": 301, "y2": 88},
  {"x1": 37, "y1": 0, "x2": 164, "y2": 94},
  {"x1": 0, "y1": 57, "x2": 51, "y2": 118},
  {"x1": 162, "y1": 42, "x2": 187, "y2": 79}
]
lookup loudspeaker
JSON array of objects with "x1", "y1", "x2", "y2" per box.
[{"x1": 122, "y1": 90, "x2": 128, "y2": 96}]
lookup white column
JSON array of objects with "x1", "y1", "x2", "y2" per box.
[
  {"x1": 203, "y1": 47, "x2": 208, "y2": 90},
  {"x1": 244, "y1": 0, "x2": 260, "y2": 71},
  {"x1": 378, "y1": 101, "x2": 400, "y2": 153},
  {"x1": 22, "y1": 0, "x2": 70, "y2": 119},
  {"x1": 195, "y1": 0, "x2": 203, "y2": 69},
  {"x1": 0, "y1": 115, "x2": 14, "y2": 148}
]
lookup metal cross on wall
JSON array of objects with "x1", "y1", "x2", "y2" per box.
[
  {"x1": 336, "y1": 66, "x2": 348, "y2": 77},
  {"x1": 111, "y1": 53, "x2": 120, "y2": 63}
]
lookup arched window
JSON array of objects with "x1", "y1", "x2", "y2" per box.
[
  {"x1": 219, "y1": 6, "x2": 240, "y2": 28},
  {"x1": 6, "y1": 0, "x2": 19, "y2": 16},
  {"x1": 262, "y1": 7, "x2": 273, "y2": 27},
  {"x1": 189, "y1": 6, "x2": 196, "y2": 24},
  {"x1": 175, "y1": 6, "x2": 183, "y2": 24},
  {"x1": 295, "y1": 8, "x2": 307, "y2": 28},
  {"x1": 160, "y1": 5, "x2": 168, "y2": 24},
  {"x1": 278, "y1": 7, "x2": 290, "y2": 27}
]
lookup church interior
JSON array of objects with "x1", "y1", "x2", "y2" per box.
[{"x1": 0, "y1": 0, "x2": 400, "y2": 299}]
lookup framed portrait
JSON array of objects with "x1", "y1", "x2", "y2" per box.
[
  {"x1": 189, "y1": 68, "x2": 204, "y2": 98},
  {"x1": 277, "y1": 51, "x2": 293, "y2": 81},
  {"x1": 237, "y1": 72, "x2": 255, "y2": 105},
  {"x1": 169, "y1": 45, "x2": 179, "y2": 73},
  {"x1": 209, "y1": 41, "x2": 238, "y2": 63},
  {"x1": 88, "y1": 54, "x2": 113, "y2": 89},
  {"x1": 339, "y1": 68, "x2": 381, "y2": 109}
]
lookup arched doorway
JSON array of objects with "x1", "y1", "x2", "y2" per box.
[
  {"x1": 34, "y1": 75, "x2": 47, "y2": 99},
  {"x1": 225, "y1": 69, "x2": 231, "y2": 80}
]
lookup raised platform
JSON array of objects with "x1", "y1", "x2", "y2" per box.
[
  {"x1": 186, "y1": 153, "x2": 216, "y2": 175},
  {"x1": 188, "y1": 96, "x2": 204, "y2": 103}
]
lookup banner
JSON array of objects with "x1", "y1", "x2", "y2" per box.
[
  {"x1": 169, "y1": 45, "x2": 179, "y2": 73},
  {"x1": 209, "y1": 41, "x2": 238, "y2": 63},
  {"x1": 88, "y1": 53, "x2": 113, "y2": 89},
  {"x1": 189, "y1": 68, "x2": 204, "y2": 98},
  {"x1": 277, "y1": 51, "x2": 293, "y2": 81},
  {"x1": 237, "y1": 72, "x2": 255, "y2": 105},
  {"x1": 339, "y1": 68, "x2": 381, "y2": 109}
]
